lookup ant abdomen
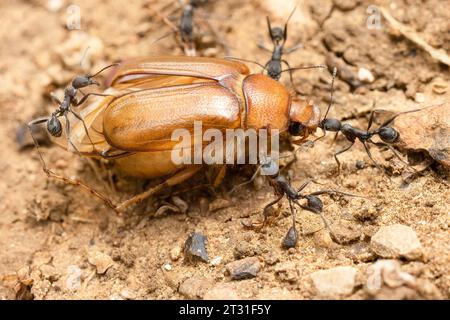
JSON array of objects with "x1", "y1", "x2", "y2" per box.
[
  {"x1": 47, "y1": 116, "x2": 62, "y2": 137},
  {"x1": 306, "y1": 195, "x2": 323, "y2": 213},
  {"x1": 378, "y1": 126, "x2": 399, "y2": 143}
]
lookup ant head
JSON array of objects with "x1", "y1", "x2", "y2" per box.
[
  {"x1": 47, "y1": 114, "x2": 62, "y2": 137},
  {"x1": 305, "y1": 195, "x2": 323, "y2": 213},
  {"x1": 378, "y1": 126, "x2": 399, "y2": 144},
  {"x1": 270, "y1": 27, "x2": 285, "y2": 44},
  {"x1": 320, "y1": 118, "x2": 341, "y2": 132},
  {"x1": 72, "y1": 75, "x2": 99, "y2": 89}
]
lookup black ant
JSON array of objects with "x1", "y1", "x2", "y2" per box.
[
  {"x1": 315, "y1": 68, "x2": 422, "y2": 175},
  {"x1": 26, "y1": 64, "x2": 121, "y2": 210},
  {"x1": 28, "y1": 64, "x2": 118, "y2": 155},
  {"x1": 154, "y1": 0, "x2": 218, "y2": 56},
  {"x1": 243, "y1": 174, "x2": 363, "y2": 248},
  {"x1": 258, "y1": 6, "x2": 303, "y2": 82}
]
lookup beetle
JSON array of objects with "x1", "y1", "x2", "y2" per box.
[{"x1": 38, "y1": 56, "x2": 322, "y2": 212}]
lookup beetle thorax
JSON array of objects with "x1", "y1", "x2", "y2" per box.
[{"x1": 241, "y1": 74, "x2": 290, "y2": 132}]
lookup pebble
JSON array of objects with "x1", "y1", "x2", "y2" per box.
[
  {"x1": 170, "y1": 246, "x2": 182, "y2": 261},
  {"x1": 225, "y1": 257, "x2": 261, "y2": 280},
  {"x1": 365, "y1": 260, "x2": 415, "y2": 295},
  {"x1": 370, "y1": 224, "x2": 423, "y2": 260},
  {"x1": 210, "y1": 256, "x2": 223, "y2": 266},
  {"x1": 178, "y1": 275, "x2": 213, "y2": 299},
  {"x1": 274, "y1": 262, "x2": 299, "y2": 283},
  {"x1": 313, "y1": 229, "x2": 336, "y2": 249},
  {"x1": 357, "y1": 67, "x2": 375, "y2": 83},
  {"x1": 330, "y1": 220, "x2": 361, "y2": 244},
  {"x1": 65, "y1": 265, "x2": 82, "y2": 291},
  {"x1": 184, "y1": 232, "x2": 208, "y2": 263},
  {"x1": 120, "y1": 289, "x2": 137, "y2": 300},
  {"x1": 310, "y1": 266, "x2": 357, "y2": 297},
  {"x1": 204, "y1": 285, "x2": 240, "y2": 300},
  {"x1": 163, "y1": 263, "x2": 172, "y2": 271},
  {"x1": 87, "y1": 251, "x2": 114, "y2": 274}
]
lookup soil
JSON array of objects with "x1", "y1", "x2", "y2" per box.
[{"x1": 0, "y1": 0, "x2": 449, "y2": 300}]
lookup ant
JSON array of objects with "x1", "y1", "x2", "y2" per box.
[
  {"x1": 26, "y1": 65, "x2": 121, "y2": 210},
  {"x1": 314, "y1": 68, "x2": 422, "y2": 175},
  {"x1": 28, "y1": 64, "x2": 118, "y2": 155},
  {"x1": 154, "y1": 0, "x2": 219, "y2": 56},
  {"x1": 243, "y1": 174, "x2": 363, "y2": 248},
  {"x1": 258, "y1": 6, "x2": 303, "y2": 82}
]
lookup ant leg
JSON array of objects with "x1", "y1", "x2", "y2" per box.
[
  {"x1": 27, "y1": 121, "x2": 115, "y2": 210},
  {"x1": 369, "y1": 140, "x2": 418, "y2": 173},
  {"x1": 227, "y1": 165, "x2": 261, "y2": 195},
  {"x1": 69, "y1": 110, "x2": 96, "y2": 152},
  {"x1": 281, "y1": 59, "x2": 300, "y2": 94},
  {"x1": 257, "y1": 42, "x2": 272, "y2": 52},
  {"x1": 333, "y1": 142, "x2": 354, "y2": 175},
  {"x1": 115, "y1": 166, "x2": 202, "y2": 212},
  {"x1": 63, "y1": 114, "x2": 83, "y2": 157},
  {"x1": 76, "y1": 91, "x2": 116, "y2": 106},
  {"x1": 362, "y1": 141, "x2": 384, "y2": 173},
  {"x1": 282, "y1": 198, "x2": 299, "y2": 248},
  {"x1": 285, "y1": 43, "x2": 303, "y2": 54}
]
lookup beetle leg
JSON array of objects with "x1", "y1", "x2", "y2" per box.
[
  {"x1": 69, "y1": 109, "x2": 96, "y2": 152},
  {"x1": 212, "y1": 165, "x2": 227, "y2": 189},
  {"x1": 115, "y1": 166, "x2": 202, "y2": 212}
]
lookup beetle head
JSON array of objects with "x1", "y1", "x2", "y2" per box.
[{"x1": 289, "y1": 99, "x2": 320, "y2": 143}]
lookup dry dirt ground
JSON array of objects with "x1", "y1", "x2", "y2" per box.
[{"x1": 0, "y1": 0, "x2": 449, "y2": 300}]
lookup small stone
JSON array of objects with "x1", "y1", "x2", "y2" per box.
[
  {"x1": 184, "y1": 232, "x2": 208, "y2": 263},
  {"x1": 204, "y1": 285, "x2": 240, "y2": 300},
  {"x1": 355, "y1": 160, "x2": 365, "y2": 169},
  {"x1": 274, "y1": 262, "x2": 299, "y2": 283},
  {"x1": 414, "y1": 92, "x2": 425, "y2": 103},
  {"x1": 313, "y1": 229, "x2": 336, "y2": 248},
  {"x1": 65, "y1": 265, "x2": 82, "y2": 291},
  {"x1": 370, "y1": 224, "x2": 423, "y2": 260},
  {"x1": 210, "y1": 256, "x2": 222, "y2": 266},
  {"x1": 163, "y1": 263, "x2": 172, "y2": 271},
  {"x1": 311, "y1": 266, "x2": 357, "y2": 297},
  {"x1": 47, "y1": 0, "x2": 63, "y2": 12},
  {"x1": 170, "y1": 246, "x2": 182, "y2": 261},
  {"x1": 233, "y1": 241, "x2": 255, "y2": 259},
  {"x1": 120, "y1": 289, "x2": 136, "y2": 300},
  {"x1": 263, "y1": 252, "x2": 279, "y2": 266},
  {"x1": 330, "y1": 220, "x2": 361, "y2": 244},
  {"x1": 365, "y1": 260, "x2": 415, "y2": 295},
  {"x1": 199, "y1": 197, "x2": 209, "y2": 214},
  {"x1": 357, "y1": 67, "x2": 375, "y2": 83},
  {"x1": 88, "y1": 251, "x2": 114, "y2": 274},
  {"x1": 225, "y1": 257, "x2": 261, "y2": 280},
  {"x1": 178, "y1": 275, "x2": 213, "y2": 299}
]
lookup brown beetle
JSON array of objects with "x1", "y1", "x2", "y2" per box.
[{"x1": 41, "y1": 56, "x2": 321, "y2": 211}]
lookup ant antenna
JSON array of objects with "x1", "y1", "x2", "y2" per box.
[
  {"x1": 323, "y1": 67, "x2": 337, "y2": 121},
  {"x1": 224, "y1": 56, "x2": 267, "y2": 70},
  {"x1": 279, "y1": 64, "x2": 327, "y2": 75}
]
